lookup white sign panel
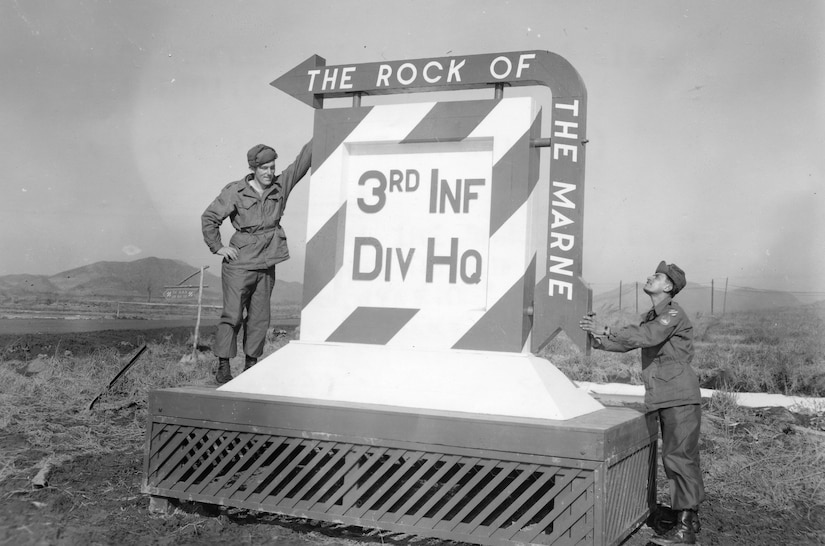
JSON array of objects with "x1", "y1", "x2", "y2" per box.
[{"x1": 340, "y1": 140, "x2": 493, "y2": 311}]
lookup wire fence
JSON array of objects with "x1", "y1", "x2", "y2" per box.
[{"x1": 589, "y1": 278, "x2": 825, "y2": 316}]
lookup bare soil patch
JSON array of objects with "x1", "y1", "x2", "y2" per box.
[{"x1": 0, "y1": 326, "x2": 217, "y2": 360}]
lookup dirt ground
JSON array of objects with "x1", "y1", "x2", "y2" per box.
[
  {"x1": 0, "y1": 326, "x2": 219, "y2": 360},
  {"x1": 1, "y1": 329, "x2": 823, "y2": 546},
  {"x1": 4, "y1": 439, "x2": 821, "y2": 546}
]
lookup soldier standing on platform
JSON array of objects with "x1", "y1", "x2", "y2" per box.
[
  {"x1": 202, "y1": 141, "x2": 311, "y2": 384},
  {"x1": 579, "y1": 261, "x2": 704, "y2": 546}
]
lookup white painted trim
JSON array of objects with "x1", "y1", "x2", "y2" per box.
[{"x1": 575, "y1": 381, "x2": 825, "y2": 411}]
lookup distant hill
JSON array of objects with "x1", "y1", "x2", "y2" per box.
[
  {"x1": 594, "y1": 282, "x2": 802, "y2": 315},
  {"x1": 0, "y1": 259, "x2": 811, "y2": 315},
  {"x1": 0, "y1": 257, "x2": 303, "y2": 306}
]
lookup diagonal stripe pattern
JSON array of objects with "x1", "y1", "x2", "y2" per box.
[{"x1": 302, "y1": 97, "x2": 542, "y2": 352}]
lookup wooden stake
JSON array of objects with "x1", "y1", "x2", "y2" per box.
[{"x1": 192, "y1": 266, "x2": 207, "y2": 363}]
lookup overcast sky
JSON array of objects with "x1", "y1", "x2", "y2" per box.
[{"x1": 1, "y1": 0, "x2": 823, "y2": 296}]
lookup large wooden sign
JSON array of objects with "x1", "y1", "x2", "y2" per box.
[{"x1": 274, "y1": 50, "x2": 591, "y2": 353}]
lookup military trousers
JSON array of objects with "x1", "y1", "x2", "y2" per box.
[
  {"x1": 214, "y1": 263, "x2": 277, "y2": 360},
  {"x1": 647, "y1": 404, "x2": 706, "y2": 510}
]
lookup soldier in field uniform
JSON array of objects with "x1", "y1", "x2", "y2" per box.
[
  {"x1": 202, "y1": 141, "x2": 311, "y2": 384},
  {"x1": 580, "y1": 261, "x2": 704, "y2": 546}
]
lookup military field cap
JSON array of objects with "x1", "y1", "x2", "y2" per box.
[
  {"x1": 656, "y1": 260, "x2": 686, "y2": 296},
  {"x1": 247, "y1": 144, "x2": 278, "y2": 168}
]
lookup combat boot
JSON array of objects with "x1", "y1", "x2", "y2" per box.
[
  {"x1": 244, "y1": 355, "x2": 257, "y2": 371},
  {"x1": 650, "y1": 509, "x2": 697, "y2": 545},
  {"x1": 648, "y1": 505, "x2": 701, "y2": 535},
  {"x1": 215, "y1": 358, "x2": 233, "y2": 384}
]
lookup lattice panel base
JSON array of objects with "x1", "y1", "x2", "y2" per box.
[{"x1": 143, "y1": 387, "x2": 656, "y2": 546}]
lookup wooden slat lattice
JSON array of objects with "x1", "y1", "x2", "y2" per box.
[
  {"x1": 604, "y1": 443, "x2": 654, "y2": 543},
  {"x1": 145, "y1": 422, "x2": 598, "y2": 545}
]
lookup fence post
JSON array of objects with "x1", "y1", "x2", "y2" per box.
[
  {"x1": 619, "y1": 280, "x2": 622, "y2": 311},
  {"x1": 723, "y1": 277, "x2": 728, "y2": 315}
]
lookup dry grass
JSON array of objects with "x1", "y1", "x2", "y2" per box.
[
  {"x1": 547, "y1": 304, "x2": 825, "y2": 397},
  {"x1": 0, "y1": 328, "x2": 289, "y2": 486},
  {"x1": 702, "y1": 391, "x2": 825, "y2": 518},
  {"x1": 541, "y1": 305, "x2": 825, "y2": 520},
  {"x1": 1, "y1": 311, "x2": 823, "y2": 541}
]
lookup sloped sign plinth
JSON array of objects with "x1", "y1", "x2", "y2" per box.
[{"x1": 220, "y1": 341, "x2": 602, "y2": 420}]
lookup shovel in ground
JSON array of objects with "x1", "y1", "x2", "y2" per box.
[{"x1": 87, "y1": 344, "x2": 147, "y2": 410}]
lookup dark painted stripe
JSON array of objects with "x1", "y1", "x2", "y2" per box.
[
  {"x1": 521, "y1": 254, "x2": 537, "y2": 345},
  {"x1": 302, "y1": 203, "x2": 346, "y2": 307},
  {"x1": 326, "y1": 307, "x2": 419, "y2": 345},
  {"x1": 400, "y1": 100, "x2": 498, "y2": 144},
  {"x1": 489, "y1": 124, "x2": 534, "y2": 237},
  {"x1": 452, "y1": 267, "x2": 532, "y2": 353},
  {"x1": 531, "y1": 273, "x2": 592, "y2": 354},
  {"x1": 313, "y1": 106, "x2": 374, "y2": 170}
]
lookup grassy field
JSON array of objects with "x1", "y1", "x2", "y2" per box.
[
  {"x1": 0, "y1": 305, "x2": 823, "y2": 545},
  {"x1": 545, "y1": 303, "x2": 825, "y2": 397}
]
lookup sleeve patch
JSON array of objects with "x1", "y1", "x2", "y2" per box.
[
  {"x1": 660, "y1": 317, "x2": 671, "y2": 325},
  {"x1": 668, "y1": 309, "x2": 679, "y2": 316}
]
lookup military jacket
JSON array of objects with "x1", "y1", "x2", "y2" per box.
[
  {"x1": 201, "y1": 141, "x2": 311, "y2": 270},
  {"x1": 594, "y1": 297, "x2": 701, "y2": 410}
]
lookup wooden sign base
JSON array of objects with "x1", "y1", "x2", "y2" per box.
[{"x1": 143, "y1": 387, "x2": 656, "y2": 546}]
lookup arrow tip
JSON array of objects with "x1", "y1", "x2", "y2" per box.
[{"x1": 270, "y1": 54, "x2": 327, "y2": 108}]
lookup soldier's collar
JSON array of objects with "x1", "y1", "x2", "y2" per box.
[
  {"x1": 240, "y1": 173, "x2": 281, "y2": 196},
  {"x1": 651, "y1": 295, "x2": 674, "y2": 317}
]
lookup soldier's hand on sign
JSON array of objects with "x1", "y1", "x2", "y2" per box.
[
  {"x1": 579, "y1": 313, "x2": 610, "y2": 337},
  {"x1": 216, "y1": 246, "x2": 239, "y2": 262}
]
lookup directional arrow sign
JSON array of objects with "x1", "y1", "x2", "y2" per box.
[
  {"x1": 270, "y1": 54, "x2": 327, "y2": 108},
  {"x1": 273, "y1": 50, "x2": 591, "y2": 353},
  {"x1": 271, "y1": 50, "x2": 586, "y2": 108}
]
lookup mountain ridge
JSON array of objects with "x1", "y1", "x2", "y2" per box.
[
  {"x1": 0, "y1": 258, "x2": 812, "y2": 314},
  {"x1": 0, "y1": 257, "x2": 303, "y2": 305}
]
